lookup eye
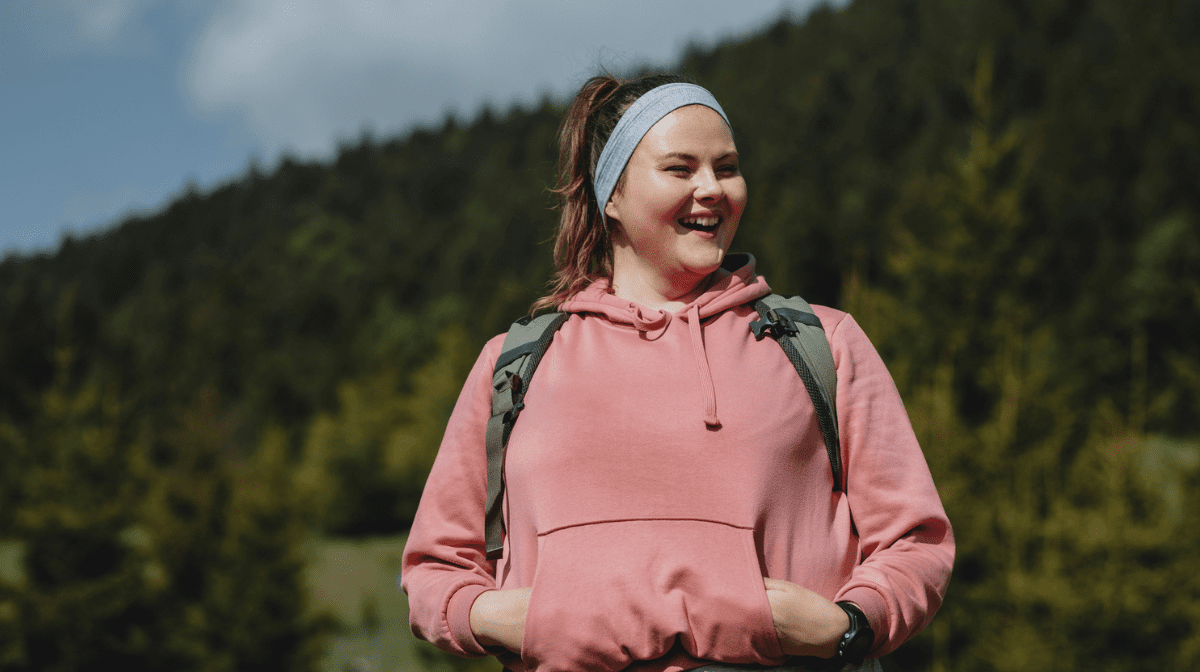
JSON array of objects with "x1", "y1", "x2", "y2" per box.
[
  {"x1": 718, "y1": 163, "x2": 740, "y2": 176},
  {"x1": 666, "y1": 165, "x2": 691, "y2": 175}
]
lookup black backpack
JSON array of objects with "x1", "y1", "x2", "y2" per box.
[{"x1": 483, "y1": 294, "x2": 840, "y2": 560}]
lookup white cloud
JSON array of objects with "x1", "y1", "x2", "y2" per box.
[
  {"x1": 186, "y1": 0, "x2": 450, "y2": 153},
  {"x1": 184, "y1": 0, "x2": 841, "y2": 160},
  {"x1": 12, "y1": 0, "x2": 162, "y2": 55}
]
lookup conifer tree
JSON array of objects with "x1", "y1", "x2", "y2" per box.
[{"x1": 0, "y1": 291, "x2": 330, "y2": 671}]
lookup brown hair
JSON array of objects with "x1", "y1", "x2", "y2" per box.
[{"x1": 531, "y1": 73, "x2": 689, "y2": 313}]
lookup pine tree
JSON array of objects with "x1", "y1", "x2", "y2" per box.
[{"x1": 0, "y1": 290, "x2": 331, "y2": 671}]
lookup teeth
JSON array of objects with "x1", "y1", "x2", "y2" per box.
[{"x1": 680, "y1": 216, "x2": 720, "y2": 228}]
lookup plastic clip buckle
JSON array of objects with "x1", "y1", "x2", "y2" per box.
[{"x1": 750, "y1": 308, "x2": 796, "y2": 340}]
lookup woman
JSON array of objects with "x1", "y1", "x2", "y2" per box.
[{"x1": 401, "y1": 74, "x2": 954, "y2": 672}]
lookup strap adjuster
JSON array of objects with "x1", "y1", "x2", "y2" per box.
[
  {"x1": 750, "y1": 308, "x2": 797, "y2": 340},
  {"x1": 506, "y1": 372, "x2": 525, "y2": 420}
]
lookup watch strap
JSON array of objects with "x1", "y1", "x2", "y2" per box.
[
  {"x1": 834, "y1": 601, "x2": 875, "y2": 666},
  {"x1": 787, "y1": 601, "x2": 876, "y2": 670}
]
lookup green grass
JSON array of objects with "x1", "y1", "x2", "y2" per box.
[
  {"x1": 304, "y1": 534, "x2": 502, "y2": 672},
  {"x1": 4, "y1": 534, "x2": 503, "y2": 670},
  {"x1": 0, "y1": 541, "x2": 22, "y2": 585}
]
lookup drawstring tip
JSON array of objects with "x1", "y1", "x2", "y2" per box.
[{"x1": 704, "y1": 415, "x2": 721, "y2": 429}]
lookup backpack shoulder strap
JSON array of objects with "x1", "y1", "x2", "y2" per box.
[
  {"x1": 750, "y1": 294, "x2": 843, "y2": 491},
  {"x1": 484, "y1": 312, "x2": 569, "y2": 560}
]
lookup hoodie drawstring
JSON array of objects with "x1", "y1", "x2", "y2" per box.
[
  {"x1": 556, "y1": 260, "x2": 775, "y2": 431},
  {"x1": 685, "y1": 303, "x2": 721, "y2": 428}
]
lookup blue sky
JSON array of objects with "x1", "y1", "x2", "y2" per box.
[{"x1": 1, "y1": 0, "x2": 844, "y2": 258}]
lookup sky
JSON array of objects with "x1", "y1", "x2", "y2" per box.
[{"x1": 0, "y1": 0, "x2": 847, "y2": 258}]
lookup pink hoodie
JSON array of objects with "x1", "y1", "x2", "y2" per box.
[{"x1": 401, "y1": 255, "x2": 953, "y2": 672}]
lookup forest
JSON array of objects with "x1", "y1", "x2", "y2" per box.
[{"x1": 1, "y1": 0, "x2": 1198, "y2": 669}]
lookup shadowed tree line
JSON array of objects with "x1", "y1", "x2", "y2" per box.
[{"x1": 1, "y1": 0, "x2": 1198, "y2": 669}]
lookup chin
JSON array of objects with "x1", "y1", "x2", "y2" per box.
[{"x1": 680, "y1": 249, "x2": 727, "y2": 276}]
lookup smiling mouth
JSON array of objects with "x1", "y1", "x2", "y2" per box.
[{"x1": 679, "y1": 215, "x2": 721, "y2": 232}]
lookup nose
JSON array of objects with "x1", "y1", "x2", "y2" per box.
[{"x1": 693, "y1": 166, "x2": 724, "y2": 201}]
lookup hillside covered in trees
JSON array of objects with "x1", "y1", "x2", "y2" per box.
[{"x1": 2, "y1": 0, "x2": 1199, "y2": 669}]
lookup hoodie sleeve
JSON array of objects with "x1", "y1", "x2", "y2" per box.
[
  {"x1": 825, "y1": 312, "x2": 955, "y2": 657},
  {"x1": 400, "y1": 335, "x2": 505, "y2": 657}
]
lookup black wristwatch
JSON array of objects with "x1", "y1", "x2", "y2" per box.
[
  {"x1": 832, "y1": 601, "x2": 875, "y2": 666},
  {"x1": 790, "y1": 601, "x2": 875, "y2": 670}
]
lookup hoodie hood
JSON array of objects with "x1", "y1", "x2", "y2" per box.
[
  {"x1": 559, "y1": 253, "x2": 772, "y2": 427},
  {"x1": 558, "y1": 253, "x2": 772, "y2": 329}
]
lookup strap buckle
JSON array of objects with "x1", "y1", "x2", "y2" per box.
[
  {"x1": 504, "y1": 371, "x2": 525, "y2": 418},
  {"x1": 750, "y1": 308, "x2": 797, "y2": 340}
]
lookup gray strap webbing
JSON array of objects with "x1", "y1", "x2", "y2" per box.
[
  {"x1": 484, "y1": 312, "x2": 569, "y2": 560},
  {"x1": 751, "y1": 295, "x2": 842, "y2": 491}
]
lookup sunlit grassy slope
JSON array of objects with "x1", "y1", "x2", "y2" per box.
[{"x1": 305, "y1": 535, "x2": 501, "y2": 672}]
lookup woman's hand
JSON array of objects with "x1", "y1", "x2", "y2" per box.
[
  {"x1": 763, "y1": 578, "x2": 849, "y2": 658},
  {"x1": 469, "y1": 587, "x2": 531, "y2": 653}
]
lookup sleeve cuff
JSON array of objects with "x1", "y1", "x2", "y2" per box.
[
  {"x1": 447, "y1": 583, "x2": 494, "y2": 656},
  {"x1": 836, "y1": 585, "x2": 889, "y2": 654}
]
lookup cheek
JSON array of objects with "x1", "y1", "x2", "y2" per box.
[
  {"x1": 648, "y1": 179, "x2": 691, "y2": 213},
  {"x1": 729, "y1": 180, "x2": 748, "y2": 216}
]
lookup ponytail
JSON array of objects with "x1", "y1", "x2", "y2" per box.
[{"x1": 532, "y1": 73, "x2": 688, "y2": 313}]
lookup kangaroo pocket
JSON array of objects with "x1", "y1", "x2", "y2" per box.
[{"x1": 521, "y1": 519, "x2": 783, "y2": 672}]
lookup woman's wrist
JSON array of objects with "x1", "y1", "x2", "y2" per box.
[
  {"x1": 801, "y1": 600, "x2": 850, "y2": 658},
  {"x1": 764, "y1": 578, "x2": 850, "y2": 658},
  {"x1": 468, "y1": 591, "x2": 499, "y2": 647},
  {"x1": 469, "y1": 587, "x2": 530, "y2": 652}
]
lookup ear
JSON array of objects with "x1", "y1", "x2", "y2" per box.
[{"x1": 604, "y1": 193, "x2": 621, "y2": 223}]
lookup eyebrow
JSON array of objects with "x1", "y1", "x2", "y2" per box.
[{"x1": 659, "y1": 151, "x2": 739, "y2": 162}]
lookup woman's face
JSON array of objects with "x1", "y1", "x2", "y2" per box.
[{"x1": 604, "y1": 104, "x2": 746, "y2": 291}]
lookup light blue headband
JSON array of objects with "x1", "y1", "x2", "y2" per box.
[{"x1": 592, "y1": 83, "x2": 732, "y2": 212}]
